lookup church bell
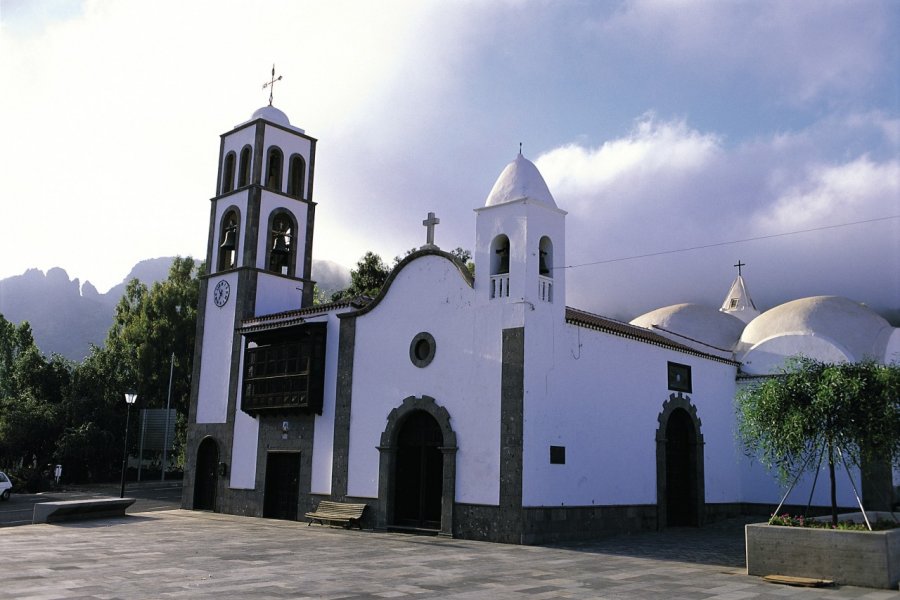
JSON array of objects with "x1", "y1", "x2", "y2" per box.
[
  {"x1": 496, "y1": 246, "x2": 510, "y2": 274},
  {"x1": 219, "y1": 226, "x2": 236, "y2": 251},
  {"x1": 539, "y1": 250, "x2": 550, "y2": 276},
  {"x1": 272, "y1": 232, "x2": 291, "y2": 255}
]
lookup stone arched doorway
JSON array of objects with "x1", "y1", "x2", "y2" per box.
[
  {"x1": 378, "y1": 396, "x2": 457, "y2": 536},
  {"x1": 194, "y1": 437, "x2": 219, "y2": 511},
  {"x1": 656, "y1": 393, "x2": 704, "y2": 528},
  {"x1": 394, "y1": 411, "x2": 443, "y2": 528}
]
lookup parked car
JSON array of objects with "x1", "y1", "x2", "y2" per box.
[{"x1": 0, "y1": 471, "x2": 11, "y2": 500}]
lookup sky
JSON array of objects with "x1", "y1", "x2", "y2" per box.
[{"x1": 1, "y1": 0, "x2": 898, "y2": 321}]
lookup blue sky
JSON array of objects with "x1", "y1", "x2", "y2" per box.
[{"x1": 1, "y1": 0, "x2": 897, "y2": 320}]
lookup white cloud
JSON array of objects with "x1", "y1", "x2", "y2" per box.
[
  {"x1": 533, "y1": 112, "x2": 899, "y2": 320},
  {"x1": 597, "y1": 0, "x2": 892, "y2": 104},
  {"x1": 756, "y1": 157, "x2": 900, "y2": 232}
]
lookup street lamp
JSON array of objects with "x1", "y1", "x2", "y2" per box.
[{"x1": 120, "y1": 391, "x2": 137, "y2": 498}]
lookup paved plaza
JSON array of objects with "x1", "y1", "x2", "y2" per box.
[{"x1": 2, "y1": 509, "x2": 897, "y2": 599}]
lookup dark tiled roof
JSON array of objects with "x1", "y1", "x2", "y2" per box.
[
  {"x1": 238, "y1": 298, "x2": 369, "y2": 334},
  {"x1": 565, "y1": 307, "x2": 738, "y2": 365}
]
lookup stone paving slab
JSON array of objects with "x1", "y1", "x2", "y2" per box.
[{"x1": 0, "y1": 510, "x2": 896, "y2": 599}]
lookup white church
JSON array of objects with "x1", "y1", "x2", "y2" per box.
[{"x1": 184, "y1": 103, "x2": 899, "y2": 543}]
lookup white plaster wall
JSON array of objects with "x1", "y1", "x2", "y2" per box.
[
  {"x1": 255, "y1": 274, "x2": 303, "y2": 316},
  {"x1": 474, "y1": 200, "x2": 566, "y2": 310},
  {"x1": 522, "y1": 316, "x2": 740, "y2": 507},
  {"x1": 230, "y1": 343, "x2": 258, "y2": 489},
  {"x1": 309, "y1": 311, "x2": 344, "y2": 495},
  {"x1": 739, "y1": 455, "x2": 859, "y2": 508},
  {"x1": 221, "y1": 126, "x2": 256, "y2": 164},
  {"x1": 195, "y1": 271, "x2": 240, "y2": 423},
  {"x1": 346, "y1": 255, "x2": 502, "y2": 503}
]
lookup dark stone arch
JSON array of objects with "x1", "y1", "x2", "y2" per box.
[
  {"x1": 655, "y1": 392, "x2": 705, "y2": 529},
  {"x1": 221, "y1": 151, "x2": 236, "y2": 194},
  {"x1": 377, "y1": 395, "x2": 457, "y2": 537},
  {"x1": 287, "y1": 153, "x2": 306, "y2": 199},
  {"x1": 265, "y1": 146, "x2": 284, "y2": 191},
  {"x1": 237, "y1": 145, "x2": 252, "y2": 187},
  {"x1": 216, "y1": 206, "x2": 241, "y2": 272},
  {"x1": 193, "y1": 436, "x2": 220, "y2": 511},
  {"x1": 264, "y1": 208, "x2": 298, "y2": 276}
]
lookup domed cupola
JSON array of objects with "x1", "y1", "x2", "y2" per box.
[
  {"x1": 738, "y1": 296, "x2": 897, "y2": 374},
  {"x1": 630, "y1": 303, "x2": 745, "y2": 358},
  {"x1": 475, "y1": 150, "x2": 566, "y2": 317},
  {"x1": 240, "y1": 105, "x2": 306, "y2": 133},
  {"x1": 485, "y1": 151, "x2": 557, "y2": 208}
]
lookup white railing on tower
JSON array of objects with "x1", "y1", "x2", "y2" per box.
[
  {"x1": 538, "y1": 276, "x2": 553, "y2": 303},
  {"x1": 491, "y1": 274, "x2": 510, "y2": 299}
]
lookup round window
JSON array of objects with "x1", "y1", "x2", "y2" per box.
[{"x1": 409, "y1": 332, "x2": 436, "y2": 368}]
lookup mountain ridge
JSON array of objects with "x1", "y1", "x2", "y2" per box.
[{"x1": 0, "y1": 258, "x2": 350, "y2": 361}]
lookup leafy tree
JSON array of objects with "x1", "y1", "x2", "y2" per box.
[
  {"x1": 0, "y1": 314, "x2": 72, "y2": 488},
  {"x1": 331, "y1": 252, "x2": 391, "y2": 301},
  {"x1": 449, "y1": 247, "x2": 475, "y2": 276},
  {"x1": 737, "y1": 358, "x2": 900, "y2": 524}
]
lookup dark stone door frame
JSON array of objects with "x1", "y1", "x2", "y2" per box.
[
  {"x1": 193, "y1": 436, "x2": 220, "y2": 511},
  {"x1": 655, "y1": 392, "x2": 705, "y2": 529},
  {"x1": 376, "y1": 395, "x2": 457, "y2": 537}
]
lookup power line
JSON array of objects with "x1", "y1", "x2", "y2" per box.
[{"x1": 560, "y1": 215, "x2": 899, "y2": 270}]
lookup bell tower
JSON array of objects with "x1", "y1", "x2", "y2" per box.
[
  {"x1": 190, "y1": 103, "x2": 317, "y2": 425},
  {"x1": 474, "y1": 151, "x2": 566, "y2": 321}
]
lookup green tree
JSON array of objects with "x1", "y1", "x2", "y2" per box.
[
  {"x1": 331, "y1": 252, "x2": 391, "y2": 301},
  {"x1": 0, "y1": 315, "x2": 71, "y2": 477},
  {"x1": 737, "y1": 358, "x2": 900, "y2": 524}
]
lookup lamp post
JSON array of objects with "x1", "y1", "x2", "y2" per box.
[
  {"x1": 120, "y1": 391, "x2": 137, "y2": 498},
  {"x1": 161, "y1": 305, "x2": 181, "y2": 482}
]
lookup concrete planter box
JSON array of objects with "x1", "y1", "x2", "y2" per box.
[{"x1": 746, "y1": 513, "x2": 900, "y2": 589}]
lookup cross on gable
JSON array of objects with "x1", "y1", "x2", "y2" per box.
[
  {"x1": 734, "y1": 260, "x2": 746, "y2": 276},
  {"x1": 262, "y1": 64, "x2": 282, "y2": 107},
  {"x1": 422, "y1": 212, "x2": 440, "y2": 248}
]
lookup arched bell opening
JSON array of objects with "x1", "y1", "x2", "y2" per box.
[
  {"x1": 265, "y1": 146, "x2": 284, "y2": 191},
  {"x1": 656, "y1": 393, "x2": 705, "y2": 529},
  {"x1": 193, "y1": 436, "x2": 219, "y2": 511},
  {"x1": 221, "y1": 151, "x2": 236, "y2": 194},
  {"x1": 489, "y1": 234, "x2": 511, "y2": 299},
  {"x1": 217, "y1": 208, "x2": 240, "y2": 271},
  {"x1": 237, "y1": 145, "x2": 252, "y2": 187},
  {"x1": 538, "y1": 236, "x2": 553, "y2": 277},
  {"x1": 287, "y1": 154, "x2": 306, "y2": 199},
  {"x1": 265, "y1": 210, "x2": 296, "y2": 276},
  {"x1": 378, "y1": 396, "x2": 457, "y2": 537}
]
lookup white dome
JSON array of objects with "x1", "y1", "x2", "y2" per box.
[
  {"x1": 630, "y1": 303, "x2": 745, "y2": 353},
  {"x1": 238, "y1": 106, "x2": 305, "y2": 133},
  {"x1": 251, "y1": 105, "x2": 291, "y2": 125},
  {"x1": 739, "y1": 296, "x2": 894, "y2": 373},
  {"x1": 485, "y1": 153, "x2": 557, "y2": 208}
]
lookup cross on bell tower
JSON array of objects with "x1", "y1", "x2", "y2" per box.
[
  {"x1": 734, "y1": 260, "x2": 746, "y2": 276},
  {"x1": 422, "y1": 212, "x2": 440, "y2": 249},
  {"x1": 262, "y1": 64, "x2": 282, "y2": 106}
]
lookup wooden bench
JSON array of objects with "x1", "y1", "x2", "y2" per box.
[
  {"x1": 33, "y1": 497, "x2": 136, "y2": 524},
  {"x1": 305, "y1": 500, "x2": 367, "y2": 529}
]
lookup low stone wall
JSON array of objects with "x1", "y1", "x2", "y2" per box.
[{"x1": 746, "y1": 516, "x2": 900, "y2": 589}]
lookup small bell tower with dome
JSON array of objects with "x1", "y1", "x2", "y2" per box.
[{"x1": 474, "y1": 149, "x2": 567, "y2": 322}]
